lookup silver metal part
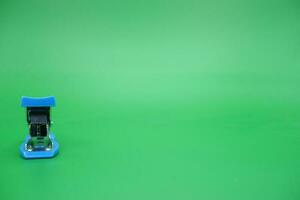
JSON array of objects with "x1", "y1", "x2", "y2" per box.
[{"x1": 25, "y1": 124, "x2": 53, "y2": 151}]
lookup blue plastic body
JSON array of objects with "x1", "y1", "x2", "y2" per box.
[
  {"x1": 21, "y1": 96, "x2": 56, "y2": 107},
  {"x1": 20, "y1": 133, "x2": 59, "y2": 159}
]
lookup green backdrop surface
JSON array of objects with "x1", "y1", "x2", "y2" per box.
[{"x1": 0, "y1": 0, "x2": 300, "y2": 199}]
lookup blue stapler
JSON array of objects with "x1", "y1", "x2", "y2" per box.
[{"x1": 20, "y1": 96, "x2": 59, "y2": 159}]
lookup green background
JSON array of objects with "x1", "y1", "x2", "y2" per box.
[{"x1": 1, "y1": 0, "x2": 300, "y2": 199}]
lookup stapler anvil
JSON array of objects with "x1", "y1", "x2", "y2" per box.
[{"x1": 20, "y1": 96, "x2": 59, "y2": 159}]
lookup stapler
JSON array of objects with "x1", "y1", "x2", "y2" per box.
[{"x1": 20, "y1": 96, "x2": 59, "y2": 159}]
